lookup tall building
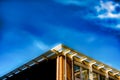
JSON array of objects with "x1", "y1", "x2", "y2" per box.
[{"x1": 1, "y1": 44, "x2": 120, "y2": 80}]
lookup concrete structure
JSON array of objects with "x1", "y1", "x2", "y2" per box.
[{"x1": 1, "y1": 44, "x2": 120, "y2": 80}]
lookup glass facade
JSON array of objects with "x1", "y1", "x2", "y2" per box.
[{"x1": 74, "y1": 65, "x2": 116, "y2": 80}]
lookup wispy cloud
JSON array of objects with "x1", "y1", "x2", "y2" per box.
[
  {"x1": 54, "y1": 0, "x2": 95, "y2": 6},
  {"x1": 54, "y1": 0, "x2": 81, "y2": 5},
  {"x1": 34, "y1": 40, "x2": 49, "y2": 51},
  {"x1": 116, "y1": 24, "x2": 120, "y2": 28},
  {"x1": 95, "y1": 0, "x2": 120, "y2": 19}
]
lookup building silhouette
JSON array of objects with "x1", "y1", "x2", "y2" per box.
[{"x1": 1, "y1": 44, "x2": 120, "y2": 80}]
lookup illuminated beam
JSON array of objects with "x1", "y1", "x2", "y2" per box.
[
  {"x1": 88, "y1": 61, "x2": 96, "y2": 80},
  {"x1": 62, "y1": 49, "x2": 71, "y2": 55},
  {"x1": 70, "y1": 53, "x2": 77, "y2": 59},
  {"x1": 105, "y1": 68, "x2": 112, "y2": 73},
  {"x1": 105, "y1": 68, "x2": 112, "y2": 80},
  {"x1": 79, "y1": 57, "x2": 87, "y2": 62},
  {"x1": 113, "y1": 73, "x2": 120, "y2": 79},
  {"x1": 97, "y1": 64, "x2": 104, "y2": 69},
  {"x1": 89, "y1": 61, "x2": 96, "y2": 66},
  {"x1": 51, "y1": 44, "x2": 63, "y2": 53},
  {"x1": 41, "y1": 55, "x2": 48, "y2": 61},
  {"x1": 113, "y1": 72, "x2": 119, "y2": 76}
]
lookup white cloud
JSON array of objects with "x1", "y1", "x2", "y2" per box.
[
  {"x1": 98, "y1": 12, "x2": 120, "y2": 18},
  {"x1": 95, "y1": 0, "x2": 120, "y2": 19}
]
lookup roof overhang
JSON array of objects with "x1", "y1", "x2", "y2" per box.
[{"x1": 1, "y1": 44, "x2": 120, "y2": 80}]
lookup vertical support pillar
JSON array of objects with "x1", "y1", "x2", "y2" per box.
[
  {"x1": 71, "y1": 54, "x2": 77, "y2": 80},
  {"x1": 67, "y1": 57, "x2": 72, "y2": 80},
  {"x1": 89, "y1": 61, "x2": 96, "y2": 80},
  {"x1": 56, "y1": 55, "x2": 72, "y2": 80},
  {"x1": 56, "y1": 56, "x2": 60, "y2": 80},
  {"x1": 64, "y1": 54, "x2": 67, "y2": 80},
  {"x1": 80, "y1": 67, "x2": 83, "y2": 80},
  {"x1": 98, "y1": 74, "x2": 100, "y2": 80},
  {"x1": 89, "y1": 66, "x2": 93, "y2": 80},
  {"x1": 56, "y1": 56, "x2": 64, "y2": 80},
  {"x1": 71, "y1": 57, "x2": 75, "y2": 80},
  {"x1": 105, "y1": 73, "x2": 109, "y2": 80}
]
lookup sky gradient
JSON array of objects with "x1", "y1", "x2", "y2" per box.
[{"x1": 0, "y1": 0, "x2": 120, "y2": 77}]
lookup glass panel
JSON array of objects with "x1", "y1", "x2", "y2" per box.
[
  {"x1": 74, "y1": 65, "x2": 80, "y2": 72},
  {"x1": 74, "y1": 65, "x2": 80, "y2": 80}
]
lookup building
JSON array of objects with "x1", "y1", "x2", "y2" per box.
[{"x1": 1, "y1": 44, "x2": 120, "y2": 80}]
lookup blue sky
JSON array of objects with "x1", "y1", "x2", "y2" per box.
[{"x1": 0, "y1": 0, "x2": 120, "y2": 77}]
